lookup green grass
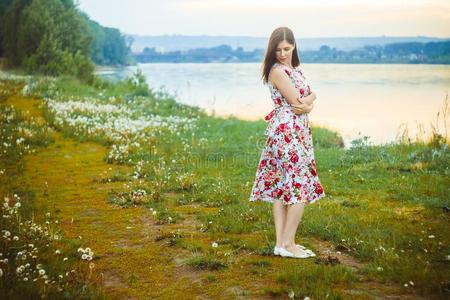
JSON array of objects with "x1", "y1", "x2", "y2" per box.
[{"x1": 1, "y1": 70, "x2": 449, "y2": 298}]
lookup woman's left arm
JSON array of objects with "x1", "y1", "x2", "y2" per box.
[{"x1": 298, "y1": 91, "x2": 316, "y2": 105}]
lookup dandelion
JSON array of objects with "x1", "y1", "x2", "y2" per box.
[{"x1": 288, "y1": 290, "x2": 294, "y2": 299}]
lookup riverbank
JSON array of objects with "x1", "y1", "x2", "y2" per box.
[{"x1": 1, "y1": 71, "x2": 449, "y2": 299}]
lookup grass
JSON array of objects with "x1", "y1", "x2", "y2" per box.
[{"x1": 1, "y1": 69, "x2": 449, "y2": 299}]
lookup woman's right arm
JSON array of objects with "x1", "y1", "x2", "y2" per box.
[
  {"x1": 269, "y1": 68, "x2": 304, "y2": 106},
  {"x1": 269, "y1": 69, "x2": 316, "y2": 114}
]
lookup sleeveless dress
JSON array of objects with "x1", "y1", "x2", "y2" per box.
[{"x1": 249, "y1": 62, "x2": 326, "y2": 206}]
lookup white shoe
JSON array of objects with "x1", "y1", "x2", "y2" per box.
[
  {"x1": 296, "y1": 244, "x2": 316, "y2": 257},
  {"x1": 274, "y1": 244, "x2": 309, "y2": 256},
  {"x1": 274, "y1": 246, "x2": 282, "y2": 255},
  {"x1": 278, "y1": 247, "x2": 314, "y2": 258}
]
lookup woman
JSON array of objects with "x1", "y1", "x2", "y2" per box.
[{"x1": 249, "y1": 27, "x2": 326, "y2": 258}]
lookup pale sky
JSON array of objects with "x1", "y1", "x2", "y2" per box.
[{"x1": 77, "y1": 0, "x2": 450, "y2": 38}]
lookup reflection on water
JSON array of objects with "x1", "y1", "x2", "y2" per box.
[{"x1": 98, "y1": 63, "x2": 450, "y2": 147}]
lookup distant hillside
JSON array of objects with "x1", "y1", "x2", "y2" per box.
[
  {"x1": 129, "y1": 34, "x2": 449, "y2": 53},
  {"x1": 133, "y1": 41, "x2": 450, "y2": 64}
]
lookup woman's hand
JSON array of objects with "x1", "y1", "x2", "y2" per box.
[
  {"x1": 291, "y1": 102, "x2": 314, "y2": 115},
  {"x1": 300, "y1": 91, "x2": 316, "y2": 105}
]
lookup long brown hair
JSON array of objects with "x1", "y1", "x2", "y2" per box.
[{"x1": 261, "y1": 27, "x2": 301, "y2": 84}]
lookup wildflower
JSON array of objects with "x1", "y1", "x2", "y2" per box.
[
  {"x1": 377, "y1": 266, "x2": 383, "y2": 271},
  {"x1": 55, "y1": 249, "x2": 61, "y2": 255},
  {"x1": 63, "y1": 257, "x2": 68, "y2": 261},
  {"x1": 428, "y1": 235, "x2": 435, "y2": 239},
  {"x1": 16, "y1": 265, "x2": 25, "y2": 274},
  {"x1": 89, "y1": 262, "x2": 95, "y2": 269},
  {"x1": 288, "y1": 290, "x2": 294, "y2": 299},
  {"x1": 211, "y1": 242, "x2": 218, "y2": 248},
  {"x1": 409, "y1": 281, "x2": 414, "y2": 286},
  {"x1": 39, "y1": 269, "x2": 46, "y2": 275}
]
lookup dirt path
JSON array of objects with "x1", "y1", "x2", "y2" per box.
[{"x1": 6, "y1": 93, "x2": 429, "y2": 300}]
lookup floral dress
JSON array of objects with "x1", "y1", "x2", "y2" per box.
[{"x1": 249, "y1": 62, "x2": 326, "y2": 206}]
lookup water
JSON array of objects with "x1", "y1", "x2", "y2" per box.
[{"x1": 97, "y1": 63, "x2": 450, "y2": 147}]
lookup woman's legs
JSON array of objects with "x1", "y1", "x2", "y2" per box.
[
  {"x1": 273, "y1": 199, "x2": 287, "y2": 248},
  {"x1": 281, "y1": 202, "x2": 306, "y2": 254}
]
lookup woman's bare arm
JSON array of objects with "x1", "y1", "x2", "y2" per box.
[
  {"x1": 300, "y1": 91, "x2": 316, "y2": 105},
  {"x1": 270, "y1": 69, "x2": 316, "y2": 104},
  {"x1": 269, "y1": 68, "x2": 316, "y2": 113}
]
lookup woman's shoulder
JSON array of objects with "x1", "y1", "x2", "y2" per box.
[{"x1": 270, "y1": 63, "x2": 295, "y2": 81}]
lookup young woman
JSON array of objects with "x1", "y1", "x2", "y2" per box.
[{"x1": 249, "y1": 27, "x2": 326, "y2": 258}]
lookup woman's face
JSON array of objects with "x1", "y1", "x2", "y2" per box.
[{"x1": 275, "y1": 40, "x2": 295, "y2": 65}]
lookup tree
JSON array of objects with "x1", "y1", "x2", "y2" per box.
[{"x1": 1, "y1": 0, "x2": 32, "y2": 64}]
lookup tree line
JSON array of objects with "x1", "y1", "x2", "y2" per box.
[
  {"x1": 134, "y1": 41, "x2": 450, "y2": 64},
  {"x1": 0, "y1": 0, "x2": 132, "y2": 82}
]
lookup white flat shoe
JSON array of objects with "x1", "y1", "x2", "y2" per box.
[
  {"x1": 296, "y1": 244, "x2": 316, "y2": 257},
  {"x1": 274, "y1": 244, "x2": 309, "y2": 256},
  {"x1": 274, "y1": 246, "x2": 282, "y2": 255},
  {"x1": 278, "y1": 247, "x2": 314, "y2": 258}
]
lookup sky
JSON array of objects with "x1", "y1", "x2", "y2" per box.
[{"x1": 77, "y1": 0, "x2": 450, "y2": 38}]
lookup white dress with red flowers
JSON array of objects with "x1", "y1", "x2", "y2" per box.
[{"x1": 249, "y1": 62, "x2": 326, "y2": 206}]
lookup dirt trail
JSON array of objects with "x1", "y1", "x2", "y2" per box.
[{"x1": 6, "y1": 93, "x2": 428, "y2": 300}]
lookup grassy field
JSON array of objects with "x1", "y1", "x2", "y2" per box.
[{"x1": 1, "y1": 70, "x2": 449, "y2": 299}]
